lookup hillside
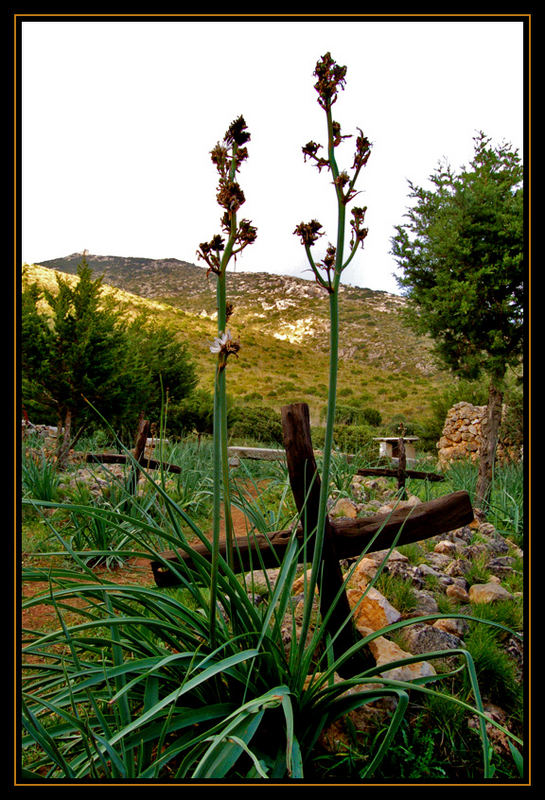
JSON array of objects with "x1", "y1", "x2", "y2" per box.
[{"x1": 25, "y1": 254, "x2": 451, "y2": 427}]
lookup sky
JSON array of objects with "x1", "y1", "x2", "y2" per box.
[{"x1": 20, "y1": 17, "x2": 525, "y2": 295}]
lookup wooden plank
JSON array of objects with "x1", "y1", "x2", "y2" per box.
[
  {"x1": 85, "y1": 452, "x2": 182, "y2": 473},
  {"x1": 150, "y1": 490, "x2": 473, "y2": 585},
  {"x1": 356, "y1": 467, "x2": 444, "y2": 482}
]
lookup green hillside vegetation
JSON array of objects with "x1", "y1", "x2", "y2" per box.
[{"x1": 24, "y1": 256, "x2": 456, "y2": 440}]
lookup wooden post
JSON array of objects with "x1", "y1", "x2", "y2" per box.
[
  {"x1": 281, "y1": 403, "x2": 374, "y2": 676},
  {"x1": 127, "y1": 414, "x2": 150, "y2": 497},
  {"x1": 397, "y1": 432, "x2": 407, "y2": 498}
]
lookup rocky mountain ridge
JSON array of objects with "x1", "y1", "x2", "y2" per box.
[{"x1": 34, "y1": 253, "x2": 435, "y2": 373}]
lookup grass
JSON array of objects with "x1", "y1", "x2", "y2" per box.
[{"x1": 374, "y1": 572, "x2": 418, "y2": 615}]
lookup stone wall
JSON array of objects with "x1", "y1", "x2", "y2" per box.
[{"x1": 437, "y1": 401, "x2": 519, "y2": 467}]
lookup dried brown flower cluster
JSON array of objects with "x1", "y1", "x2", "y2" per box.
[
  {"x1": 316, "y1": 243, "x2": 337, "y2": 287},
  {"x1": 313, "y1": 51, "x2": 347, "y2": 110},
  {"x1": 293, "y1": 219, "x2": 324, "y2": 247},
  {"x1": 349, "y1": 205, "x2": 369, "y2": 248},
  {"x1": 295, "y1": 53, "x2": 372, "y2": 292},
  {"x1": 197, "y1": 115, "x2": 257, "y2": 276},
  {"x1": 196, "y1": 234, "x2": 225, "y2": 274}
]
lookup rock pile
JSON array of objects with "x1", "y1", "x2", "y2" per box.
[
  {"x1": 245, "y1": 478, "x2": 523, "y2": 757},
  {"x1": 437, "y1": 401, "x2": 519, "y2": 467}
]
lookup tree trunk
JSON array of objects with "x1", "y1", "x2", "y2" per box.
[{"x1": 475, "y1": 379, "x2": 504, "y2": 510}]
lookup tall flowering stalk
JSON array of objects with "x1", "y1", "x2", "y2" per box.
[
  {"x1": 197, "y1": 116, "x2": 257, "y2": 642},
  {"x1": 294, "y1": 53, "x2": 371, "y2": 637}
]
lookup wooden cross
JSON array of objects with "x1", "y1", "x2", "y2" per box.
[{"x1": 149, "y1": 403, "x2": 474, "y2": 677}]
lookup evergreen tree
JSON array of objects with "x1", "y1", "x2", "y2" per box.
[
  {"x1": 22, "y1": 260, "x2": 197, "y2": 465},
  {"x1": 125, "y1": 314, "x2": 198, "y2": 427},
  {"x1": 391, "y1": 132, "x2": 524, "y2": 506}
]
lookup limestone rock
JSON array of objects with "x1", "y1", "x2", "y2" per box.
[
  {"x1": 330, "y1": 497, "x2": 359, "y2": 519},
  {"x1": 444, "y1": 558, "x2": 472, "y2": 578},
  {"x1": 415, "y1": 563, "x2": 442, "y2": 580},
  {"x1": 346, "y1": 587, "x2": 401, "y2": 632},
  {"x1": 433, "y1": 617, "x2": 469, "y2": 637},
  {"x1": 368, "y1": 548, "x2": 409, "y2": 565},
  {"x1": 367, "y1": 635, "x2": 436, "y2": 682},
  {"x1": 410, "y1": 589, "x2": 439, "y2": 617},
  {"x1": 469, "y1": 582, "x2": 513, "y2": 604},
  {"x1": 426, "y1": 552, "x2": 453, "y2": 571},
  {"x1": 446, "y1": 583, "x2": 470, "y2": 603},
  {"x1": 244, "y1": 568, "x2": 281, "y2": 594},
  {"x1": 401, "y1": 622, "x2": 464, "y2": 654},
  {"x1": 291, "y1": 568, "x2": 322, "y2": 596},
  {"x1": 345, "y1": 557, "x2": 378, "y2": 590},
  {"x1": 434, "y1": 540, "x2": 458, "y2": 556},
  {"x1": 487, "y1": 556, "x2": 517, "y2": 578},
  {"x1": 437, "y1": 401, "x2": 520, "y2": 466}
]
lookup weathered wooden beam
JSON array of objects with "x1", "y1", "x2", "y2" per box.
[
  {"x1": 396, "y1": 433, "x2": 407, "y2": 496},
  {"x1": 356, "y1": 467, "x2": 444, "y2": 482},
  {"x1": 85, "y1": 452, "x2": 182, "y2": 474},
  {"x1": 150, "y1": 490, "x2": 473, "y2": 586}
]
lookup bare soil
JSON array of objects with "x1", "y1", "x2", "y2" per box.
[{"x1": 21, "y1": 491, "x2": 257, "y2": 636}]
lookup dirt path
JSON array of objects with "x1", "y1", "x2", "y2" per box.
[{"x1": 21, "y1": 489, "x2": 259, "y2": 636}]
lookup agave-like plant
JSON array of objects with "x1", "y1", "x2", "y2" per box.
[{"x1": 21, "y1": 474, "x2": 522, "y2": 779}]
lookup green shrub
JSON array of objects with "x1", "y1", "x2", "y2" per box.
[
  {"x1": 228, "y1": 404, "x2": 283, "y2": 444},
  {"x1": 311, "y1": 426, "x2": 326, "y2": 449},
  {"x1": 499, "y1": 384, "x2": 523, "y2": 451},
  {"x1": 332, "y1": 423, "x2": 375, "y2": 455},
  {"x1": 171, "y1": 388, "x2": 215, "y2": 436},
  {"x1": 374, "y1": 571, "x2": 418, "y2": 614},
  {"x1": 22, "y1": 449, "x2": 60, "y2": 502},
  {"x1": 243, "y1": 391, "x2": 264, "y2": 403},
  {"x1": 383, "y1": 414, "x2": 419, "y2": 436},
  {"x1": 320, "y1": 403, "x2": 381, "y2": 428},
  {"x1": 361, "y1": 407, "x2": 382, "y2": 427}
]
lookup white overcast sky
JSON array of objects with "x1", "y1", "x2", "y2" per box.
[{"x1": 21, "y1": 17, "x2": 525, "y2": 294}]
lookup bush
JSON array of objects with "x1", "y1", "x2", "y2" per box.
[
  {"x1": 243, "y1": 391, "x2": 264, "y2": 403},
  {"x1": 170, "y1": 389, "x2": 215, "y2": 437},
  {"x1": 361, "y1": 407, "x2": 382, "y2": 427},
  {"x1": 462, "y1": 625, "x2": 521, "y2": 710},
  {"x1": 333, "y1": 423, "x2": 375, "y2": 454},
  {"x1": 321, "y1": 403, "x2": 382, "y2": 427},
  {"x1": 228, "y1": 404, "x2": 283, "y2": 444},
  {"x1": 499, "y1": 382, "x2": 523, "y2": 452},
  {"x1": 312, "y1": 422, "x2": 376, "y2": 455},
  {"x1": 383, "y1": 413, "x2": 419, "y2": 437}
]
